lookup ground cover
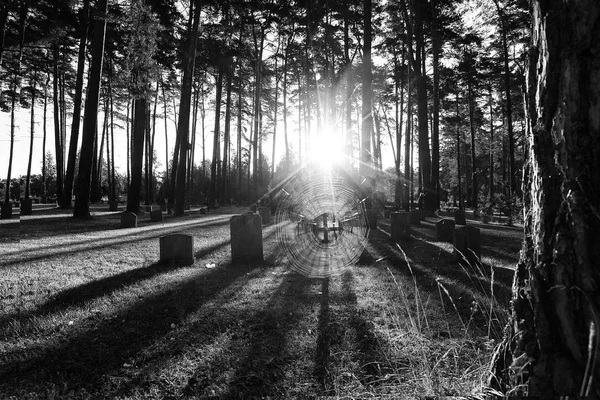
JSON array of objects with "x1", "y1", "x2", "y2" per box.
[{"x1": 0, "y1": 206, "x2": 522, "y2": 399}]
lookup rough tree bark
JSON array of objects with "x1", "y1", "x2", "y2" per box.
[
  {"x1": 62, "y1": 0, "x2": 90, "y2": 208},
  {"x1": 490, "y1": 1, "x2": 600, "y2": 397},
  {"x1": 174, "y1": 0, "x2": 201, "y2": 216},
  {"x1": 73, "y1": 0, "x2": 107, "y2": 218}
]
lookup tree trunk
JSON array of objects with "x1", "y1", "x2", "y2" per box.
[
  {"x1": 127, "y1": 98, "x2": 146, "y2": 213},
  {"x1": 404, "y1": 54, "x2": 412, "y2": 211},
  {"x1": 210, "y1": 66, "x2": 224, "y2": 208},
  {"x1": 73, "y1": 0, "x2": 108, "y2": 218},
  {"x1": 174, "y1": 0, "x2": 201, "y2": 216},
  {"x1": 490, "y1": 1, "x2": 600, "y2": 396},
  {"x1": 42, "y1": 73, "x2": 49, "y2": 200},
  {"x1": 221, "y1": 65, "x2": 234, "y2": 204},
  {"x1": 431, "y1": 1, "x2": 440, "y2": 210},
  {"x1": 360, "y1": 0, "x2": 373, "y2": 205},
  {"x1": 467, "y1": 78, "x2": 477, "y2": 214},
  {"x1": 25, "y1": 70, "x2": 37, "y2": 205},
  {"x1": 488, "y1": 86, "x2": 494, "y2": 206},
  {"x1": 53, "y1": 44, "x2": 64, "y2": 205},
  {"x1": 62, "y1": 0, "x2": 90, "y2": 208}
]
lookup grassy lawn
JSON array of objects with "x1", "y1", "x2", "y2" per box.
[{"x1": 0, "y1": 206, "x2": 521, "y2": 399}]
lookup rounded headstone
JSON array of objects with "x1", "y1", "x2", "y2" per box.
[
  {"x1": 120, "y1": 212, "x2": 137, "y2": 228},
  {"x1": 453, "y1": 225, "x2": 481, "y2": 262},
  {"x1": 455, "y1": 209, "x2": 466, "y2": 225},
  {"x1": 391, "y1": 211, "x2": 411, "y2": 241},
  {"x1": 230, "y1": 212, "x2": 263, "y2": 262},
  {"x1": 1, "y1": 202, "x2": 13, "y2": 219},
  {"x1": 160, "y1": 234, "x2": 194, "y2": 265}
]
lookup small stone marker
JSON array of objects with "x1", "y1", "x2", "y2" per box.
[
  {"x1": 453, "y1": 225, "x2": 481, "y2": 262},
  {"x1": 230, "y1": 212, "x2": 263, "y2": 262},
  {"x1": 199, "y1": 207, "x2": 206, "y2": 215},
  {"x1": 160, "y1": 234, "x2": 194, "y2": 265},
  {"x1": 150, "y1": 209, "x2": 163, "y2": 222},
  {"x1": 455, "y1": 209, "x2": 466, "y2": 225},
  {"x1": 120, "y1": 212, "x2": 137, "y2": 228},
  {"x1": 258, "y1": 206, "x2": 271, "y2": 225},
  {"x1": 435, "y1": 218, "x2": 455, "y2": 242},
  {"x1": 1, "y1": 202, "x2": 13, "y2": 219},
  {"x1": 366, "y1": 208, "x2": 377, "y2": 228},
  {"x1": 391, "y1": 212, "x2": 411, "y2": 241},
  {"x1": 109, "y1": 201, "x2": 118, "y2": 211},
  {"x1": 20, "y1": 198, "x2": 33, "y2": 215}
]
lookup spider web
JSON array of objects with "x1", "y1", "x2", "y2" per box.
[{"x1": 273, "y1": 166, "x2": 370, "y2": 278}]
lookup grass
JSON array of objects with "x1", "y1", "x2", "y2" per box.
[{"x1": 0, "y1": 205, "x2": 521, "y2": 399}]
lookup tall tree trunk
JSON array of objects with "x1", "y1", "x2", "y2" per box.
[
  {"x1": 252, "y1": 26, "x2": 265, "y2": 201},
  {"x1": 174, "y1": 0, "x2": 201, "y2": 216},
  {"x1": 52, "y1": 45, "x2": 64, "y2": 205},
  {"x1": 96, "y1": 99, "x2": 108, "y2": 201},
  {"x1": 42, "y1": 73, "x2": 49, "y2": 200},
  {"x1": 467, "y1": 78, "x2": 477, "y2": 214},
  {"x1": 5, "y1": 70, "x2": 19, "y2": 205},
  {"x1": 161, "y1": 81, "x2": 169, "y2": 197},
  {"x1": 344, "y1": 0, "x2": 353, "y2": 157},
  {"x1": 126, "y1": 97, "x2": 131, "y2": 187},
  {"x1": 62, "y1": 0, "x2": 90, "y2": 208},
  {"x1": 73, "y1": 0, "x2": 108, "y2": 218},
  {"x1": 488, "y1": 86, "x2": 494, "y2": 206},
  {"x1": 210, "y1": 66, "x2": 224, "y2": 208},
  {"x1": 360, "y1": 0, "x2": 373, "y2": 205},
  {"x1": 490, "y1": 2, "x2": 600, "y2": 397},
  {"x1": 456, "y1": 93, "x2": 463, "y2": 209},
  {"x1": 221, "y1": 65, "x2": 234, "y2": 204},
  {"x1": 237, "y1": 87, "x2": 243, "y2": 203},
  {"x1": 492, "y1": 0, "x2": 516, "y2": 197},
  {"x1": 25, "y1": 70, "x2": 37, "y2": 205},
  {"x1": 110, "y1": 71, "x2": 116, "y2": 201},
  {"x1": 431, "y1": 0, "x2": 440, "y2": 210},
  {"x1": 404, "y1": 49, "x2": 412, "y2": 211},
  {"x1": 127, "y1": 98, "x2": 146, "y2": 213}
]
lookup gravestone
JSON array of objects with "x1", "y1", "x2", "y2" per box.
[
  {"x1": 258, "y1": 206, "x2": 271, "y2": 225},
  {"x1": 120, "y1": 212, "x2": 137, "y2": 228},
  {"x1": 109, "y1": 201, "x2": 119, "y2": 211},
  {"x1": 160, "y1": 234, "x2": 194, "y2": 265},
  {"x1": 1, "y1": 202, "x2": 12, "y2": 219},
  {"x1": 455, "y1": 209, "x2": 466, "y2": 225},
  {"x1": 435, "y1": 218, "x2": 455, "y2": 242},
  {"x1": 391, "y1": 212, "x2": 411, "y2": 241},
  {"x1": 453, "y1": 225, "x2": 481, "y2": 262},
  {"x1": 230, "y1": 212, "x2": 263, "y2": 262},
  {"x1": 366, "y1": 208, "x2": 377, "y2": 229},
  {"x1": 20, "y1": 198, "x2": 33, "y2": 215},
  {"x1": 150, "y1": 209, "x2": 163, "y2": 222},
  {"x1": 199, "y1": 207, "x2": 206, "y2": 215}
]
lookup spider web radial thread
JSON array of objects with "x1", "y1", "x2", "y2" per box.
[{"x1": 274, "y1": 168, "x2": 370, "y2": 278}]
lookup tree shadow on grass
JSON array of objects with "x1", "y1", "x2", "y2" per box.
[
  {"x1": 184, "y1": 271, "x2": 319, "y2": 398},
  {"x1": 1, "y1": 216, "x2": 232, "y2": 267},
  {"x1": 0, "y1": 239, "x2": 233, "y2": 331},
  {"x1": 0, "y1": 254, "x2": 277, "y2": 397}
]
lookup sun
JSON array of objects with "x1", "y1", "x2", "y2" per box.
[{"x1": 309, "y1": 129, "x2": 347, "y2": 170}]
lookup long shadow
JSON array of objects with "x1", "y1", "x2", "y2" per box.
[
  {"x1": 341, "y1": 271, "x2": 395, "y2": 387},
  {"x1": 0, "y1": 239, "x2": 233, "y2": 331},
  {"x1": 314, "y1": 278, "x2": 332, "y2": 394},
  {"x1": 367, "y1": 228, "x2": 514, "y2": 338},
  {"x1": 185, "y1": 270, "x2": 318, "y2": 398},
  {"x1": 0, "y1": 253, "x2": 276, "y2": 396},
  {"x1": 1, "y1": 216, "x2": 232, "y2": 268}
]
